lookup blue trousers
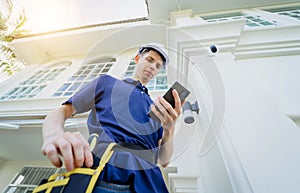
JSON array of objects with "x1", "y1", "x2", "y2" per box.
[{"x1": 93, "y1": 181, "x2": 133, "y2": 193}]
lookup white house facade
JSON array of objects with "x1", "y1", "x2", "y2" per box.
[{"x1": 1, "y1": 1, "x2": 300, "y2": 193}]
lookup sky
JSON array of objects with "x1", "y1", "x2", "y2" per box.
[{"x1": 11, "y1": 0, "x2": 148, "y2": 34}]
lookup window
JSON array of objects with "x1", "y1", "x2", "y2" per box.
[
  {"x1": 200, "y1": 12, "x2": 277, "y2": 28},
  {"x1": 3, "y1": 166, "x2": 66, "y2": 193},
  {"x1": 53, "y1": 58, "x2": 115, "y2": 97},
  {"x1": 0, "y1": 61, "x2": 71, "y2": 100},
  {"x1": 264, "y1": 6, "x2": 300, "y2": 20},
  {"x1": 124, "y1": 60, "x2": 136, "y2": 77},
  {"x1": 123, "y1": 59, "x2": 168, "y2": 91}
]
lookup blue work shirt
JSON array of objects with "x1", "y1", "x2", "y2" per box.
[{"x1": 64, "y1": 75, "x2": 169, "y2": 193}]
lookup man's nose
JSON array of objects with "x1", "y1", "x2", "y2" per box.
[{"x1": 149, "y1": 62, "x2": 156, "y2": 69}]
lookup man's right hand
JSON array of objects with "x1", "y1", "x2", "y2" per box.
[
  {"x1": 42, "y1": 131, "x2": 93, "y2": 171},
  {"x1": 42, "y1": 105, "x2": 93, "y2": 171}
]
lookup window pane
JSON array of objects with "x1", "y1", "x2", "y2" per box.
[
  {"x1": 156, "y1": 77, "x2": 167, "y2": 85},
  {"x1": 246, "y1": 22, "x2": 260, "y2": 26},
  {"x1": 106, "y1": 63, "x2": 113, "y2": 67},
  {"x1": 156, "y1": 85, "x2": 168, "y2": 90},
  {"x1": 102, "y1": 68, "x2": 109, "y2": 73},
  {"x1": 69, "y1": 83, "x2": 81, "y2": 91},
  {"x1": 53, "y1": 60, "x2": 114, "y2": 97},
  {"x1": 58, "y1": 84, "x2": 70, "y2": 91},
  {"x1": 0, "y1": 61, "x2": 69, "y2": 100},
  {"x1": 201, "y1": 13, "x2": 276, "y2": 28}
]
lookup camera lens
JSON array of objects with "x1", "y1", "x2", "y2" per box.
[
  {"x1": 183, "y1": 109, "x2": 195, "y2": 124},
  {"x1": 184, "y1": 115, "x2": 195, "y2": 124},
  {"x1": 210, "y1": 44, "x2": 217, "y2": 53}
]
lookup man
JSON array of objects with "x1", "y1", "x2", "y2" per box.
[{"x1": 41, "y1": 43, "x2": 184, "y2": 192}]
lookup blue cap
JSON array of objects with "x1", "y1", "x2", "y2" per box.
[{"x1": 138, "y1": 43, "x2": 169, "y2": 67}]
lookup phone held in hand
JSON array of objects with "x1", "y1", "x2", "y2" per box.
[{"x1": 148, "y1": 81, "x2": 191, "y2": 122}]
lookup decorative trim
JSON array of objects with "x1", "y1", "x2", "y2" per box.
[
  {"x1": 235, "y1": 25, "x2": 300, "y2": 59},
  {"x1": 14, "y1": 17, "x2": 149, "y2": 39}
]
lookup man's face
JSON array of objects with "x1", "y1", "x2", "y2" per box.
[{"x1": 134, "y1": 50, "x2": 164, "y2": 84}]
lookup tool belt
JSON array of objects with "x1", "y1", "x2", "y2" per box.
[
  {"x1": 33, "y1": 143, "x2": 116, "y2": 193},
  {"x1": 33, "y1": 142, "x2": 156, "y2": 193}
]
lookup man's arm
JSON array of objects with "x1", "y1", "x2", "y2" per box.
[
  {"x1": 157, "y1": 130, "x2": 174, "y2": 167},
  {"x1": 151, "y1": 90, "x2": 183, "y2": 167},
  {"x1": 42, "y1": 104, "x2": 93, "y2": 171}
]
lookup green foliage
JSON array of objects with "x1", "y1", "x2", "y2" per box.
[{"x1": 0, "y1": 0, "x2": 28, "y2": 75}]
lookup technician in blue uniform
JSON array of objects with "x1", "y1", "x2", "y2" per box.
[{"x1": 41, "y1": 43, "x2": 184, "y2": 193}]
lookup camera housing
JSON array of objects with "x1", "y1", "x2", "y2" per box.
[
  {"x1": 183, "y1": 108, "x2": 195, "y2": 124},
  {"x1": 208, "y1": 44, "x2": 218, "y2": 56},
  {"x1": 182, "y1": 101, "x2": 200, "y2": 124}
]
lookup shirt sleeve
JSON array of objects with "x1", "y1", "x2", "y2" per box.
[{"x1": 62, "y1": 76, "x2": 104, "y2": 114}]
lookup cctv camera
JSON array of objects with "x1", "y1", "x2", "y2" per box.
[
  {"x1": 182, "y1": 101, "x2": 200, "y2": 124},
  {"x1": 183, "y1": 108, "x2": 195, "y2": 124},
  {"x1": 208, "y1": 44, "x2": 218, "y2": 56}
]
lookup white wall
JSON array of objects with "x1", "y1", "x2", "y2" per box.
[
  {"x1": 0, "y1": 72, "x2": 9, "y2": 83},
  {"x1": 190, "y1": 53, "x2": 238, "y2": 193},
  {"x1": 236, "y1": 55, "x2": 300, "y2": 116},
  {"x1": 214, "y1": 53, "x2": 300, "y2": 193},
  {"x1": 175, "y1": 51, "x2": 300, "y2": 192},
  {"x1": 167, "y1": 53, "x2": 235, "y2": 192}
]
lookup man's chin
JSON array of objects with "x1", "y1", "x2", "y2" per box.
[
  {"x1": 141, "y1": 76, "x2": 152, "y2": 84},
  {"x1": 143, "y1": 74, "x2": 153, "y2": 80}
]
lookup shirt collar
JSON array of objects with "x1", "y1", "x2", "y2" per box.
[{"x1": 123, "y1": 78, "x2": 149, "y2": 96}]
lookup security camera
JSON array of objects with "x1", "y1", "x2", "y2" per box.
[
  {"x1": 183, "y1": 107, "x2": 195, "y2": 124},
  {"x1": 182, "y1": 101, "x2": 200, "y2": 124},
  {"x1": 208, "y1": 44, "x2": 218, "y2": 56}
]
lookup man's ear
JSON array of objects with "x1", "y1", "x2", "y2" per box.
[{"x1": 134, "y1": 55, "x2": 140, "y2": 64}]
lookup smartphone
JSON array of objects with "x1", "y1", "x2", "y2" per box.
[{"x1": 148, "y1": 81, "x2": 191, "y2": 122}]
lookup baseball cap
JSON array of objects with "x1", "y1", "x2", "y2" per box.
[{"x1": 138, "y1": 43, "x2": 169, "y2": 67}]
